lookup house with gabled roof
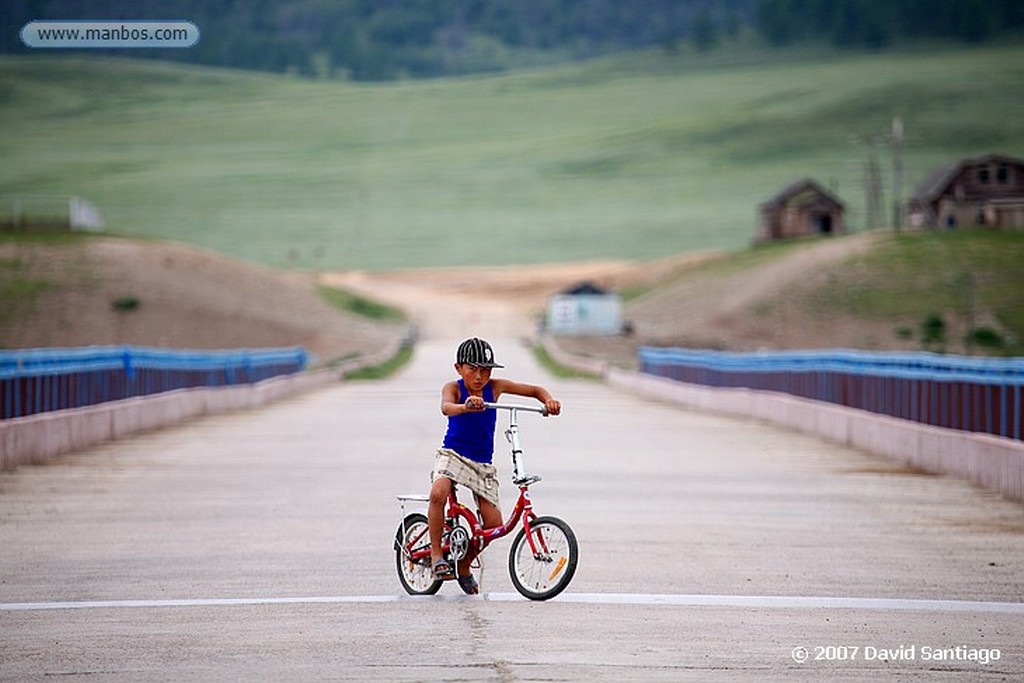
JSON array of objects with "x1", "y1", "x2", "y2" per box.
[
  {"x1": 757, "y1": 178, "x2": 845, "y2": 242},
  {"x1": 908, "y1": 154, "x2": 1024, "y2": 230}
]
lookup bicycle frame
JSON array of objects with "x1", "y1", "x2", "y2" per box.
[{"x1": 402, "y1": 402, "x2": 552, "y2": 564}]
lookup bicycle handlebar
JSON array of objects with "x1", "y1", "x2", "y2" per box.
[{"x1": 482, "y1": 401, "x2": 549, "y2": 416}]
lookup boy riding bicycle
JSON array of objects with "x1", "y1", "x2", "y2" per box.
[{"x1": 430, "y1": 337, "x2": 561, "y2": 594}]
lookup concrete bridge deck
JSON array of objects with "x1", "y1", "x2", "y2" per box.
[{"x1": 2, "y1": 338, "x2": 1022, "y2": 681}]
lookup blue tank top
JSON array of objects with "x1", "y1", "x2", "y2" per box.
[{"x1": 443, "y1": 380, "x2": 497, "y2": 463}]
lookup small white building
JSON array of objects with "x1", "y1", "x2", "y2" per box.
[
  {"x1": 1, "y1": 195, "x2": 104, "y2": 232},
  {"x1": 546, "y1": 282, "x2": 623, "y2": 336}
]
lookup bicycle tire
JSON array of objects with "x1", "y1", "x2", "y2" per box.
[
  {"x1": 395, "y1": 513, "x2": 442, "y2": 596},
  {"x1": 508, "y1": 515, "x2": 578, "y2": 601}
]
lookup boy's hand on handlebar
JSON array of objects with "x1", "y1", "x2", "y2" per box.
[
  {"x1": 543, "y1": 399, "x2": 561, "y2": 416},
  {"x1": 464, "y1": 396, "x2": 486, "y2": 412}
]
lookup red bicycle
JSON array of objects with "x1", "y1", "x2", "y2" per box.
[{"x1": 395, "y1": 402, "x2": 578, "y2": 601}]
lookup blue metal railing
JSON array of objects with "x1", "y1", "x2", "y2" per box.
[
  {"x1": 638, "y1": 347, "x2": 1024, "y2": 441},
  {"x1": 1, "y1": 345, "x2": 308, "y2": 420}
]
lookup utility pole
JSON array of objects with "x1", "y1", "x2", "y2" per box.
[
  {"x1": 865, "y1": 137, "x2": 884, "y2": 231},
  {"x1": 891, "y1": 117, "x2": 904, "y2": 232},
  {"x1": 962, "y1": 272, "x2": 976, "y2": 356}
]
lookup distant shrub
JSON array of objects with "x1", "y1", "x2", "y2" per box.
[
  {"x1": 894, "y1": 326, "x2": 913, "y2": 340},
  {"x1": 112, "y1": 296, "x2": 140, "y2": 312},
  {"x1": 967, "y1": 326, "x2": 1005, "y2": 349},
  {"x1": 920, "y1": 314, "x2": 945, "y2": 343}
]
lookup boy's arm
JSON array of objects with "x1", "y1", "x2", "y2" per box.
[
  {"x1": 492, "y1": 378, "x2": 561, "y2": 416},
  {"x1": 441, "y1": 381, "x2": 484, "y2": 415}
]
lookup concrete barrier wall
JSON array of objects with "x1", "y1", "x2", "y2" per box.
[
  {"x1": 0, "y1": 338, "x2": 402, "y2": 471},
  {"x1": 541, "y1": 336, "x2": 1024, "y2": 502}
]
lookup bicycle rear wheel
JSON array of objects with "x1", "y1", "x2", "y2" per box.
[
  {"x1": 395, "y1": 513, "x2": 442, "y2": 595},
  {"x1": 508, "y1": 515, "x2": 578, "y2": 601}
]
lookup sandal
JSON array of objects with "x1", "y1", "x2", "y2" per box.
[
  {"x1": 457, "y1": 574, "x2": 479, "y2": 595},
  {"x1": 432, "y1": 559, "x2": 455, "y2": 581}
]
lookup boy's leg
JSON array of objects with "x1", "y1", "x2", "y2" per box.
[
  {"x1": 458, "y1": 496, "x2": 502, "y2": 574},
  {"x1": 428, "y1": 476, "x2": 452, "y2": 570}
]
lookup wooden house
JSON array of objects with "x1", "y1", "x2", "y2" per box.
[
  {"x1": 908, "y1": 154, "x2": 1024, "y2": 230},
  {"x1": 757, "y1": 179, "x2": 844, "y2": 242}
]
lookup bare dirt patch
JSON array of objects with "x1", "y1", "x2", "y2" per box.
[{"x1": 0, "y1": 237, "x2": 403, "y2": 366}]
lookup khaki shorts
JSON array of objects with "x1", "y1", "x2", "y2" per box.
[{"x1": 431, "y1": 448, "x2": 500, "y2": 509}]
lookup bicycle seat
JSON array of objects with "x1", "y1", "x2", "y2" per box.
[{"x1": 513, "y1": 474, "x2": 543, "y2": 486}]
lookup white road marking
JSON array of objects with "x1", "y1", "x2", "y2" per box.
[
  {"x1": 552, "y1": 593, "x2": 1024, "y2": 614},
  {"x1": 2, "y1": 593, "x2": 1022, "y2": 614}
]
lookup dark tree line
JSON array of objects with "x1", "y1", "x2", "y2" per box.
[
  {"x1": 1, "y1": 0, "x2": 753, "y2": 79},
  {"x1": 2, "y1": 0, "x2": 1021, "y2": 81},
  {"x1": 756, "y1": 0, "x2": 1024, "y2": 48}
]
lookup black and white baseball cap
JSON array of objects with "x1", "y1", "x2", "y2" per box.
[{"x1": 456, "y1": 337, "x2": 504, "y2": 368}]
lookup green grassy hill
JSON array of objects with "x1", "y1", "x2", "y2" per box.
[
  {"x1": 2, "y1": 42, "x2": 1023, "y2": 270},
  {"x1": 555, "y1": 230, "x2": 1024, "y2": 361},
  {"x1": 798, "y1": 231, "x2": 1024, "y2": 356}
]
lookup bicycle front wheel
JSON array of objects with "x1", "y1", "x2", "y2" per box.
[
  {"x1": 508, "y1": 515, "x2": 578, "y2": 601},
  {"x1": 395, "y1": 513, "x2": 442, "y2": 596}
]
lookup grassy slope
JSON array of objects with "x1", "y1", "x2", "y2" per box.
[
  {"x1": 623, "y1": 230, "x2": 1024, "y2": 357},
  {"x1": 2, "y1": 41, "x2": 1023, "y2": 270},
  {"x1": 796, "y1": 230, "x2": 1024, "y2": 355}
]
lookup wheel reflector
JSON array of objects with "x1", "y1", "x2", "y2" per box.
[{"x1": 548, "y1": 556, "x2": 567, "y2": 581}]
